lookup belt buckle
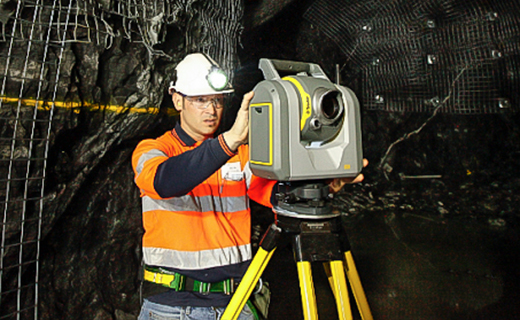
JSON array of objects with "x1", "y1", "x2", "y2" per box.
[
  {"x1": 224, "y1": 278, "x2": 231, "y2": 295},
  {"x1": 170, "y1": 273, "x2": 185, "y2": 291},
  {"x1": 224, "y1": 278, "x2": 237, "y2": 295},
  {"x1": 199, "y1": 282, "x2": 211, "y2": 295}
]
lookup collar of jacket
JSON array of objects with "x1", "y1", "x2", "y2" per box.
[{"x1": 172, "y1": 122, "x2": 213, "y2": 147}]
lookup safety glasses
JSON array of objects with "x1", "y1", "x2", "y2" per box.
[{"x1": 182, "y1": 94, "x2": 226, "y2": 109}]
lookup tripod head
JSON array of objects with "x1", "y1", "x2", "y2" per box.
[{"x1": 273, "y1": 180, "x2": 339, "y2": 219}]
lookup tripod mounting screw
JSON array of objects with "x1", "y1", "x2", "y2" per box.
[{"x1": 276, "y1": 192, "x2": 297, "y2": 203}]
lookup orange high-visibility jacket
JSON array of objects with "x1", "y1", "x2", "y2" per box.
[{"x1": 132, "y1": 128, "x2": 276, "y2": 271}]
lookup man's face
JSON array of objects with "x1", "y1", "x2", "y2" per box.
[{"x1": 172, "y1": 93, "x2": 225, "y2": 141}]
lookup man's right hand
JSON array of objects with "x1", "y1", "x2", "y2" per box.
[{"x1": 223, "y1": 91, "x2": 254, "y2": 152}]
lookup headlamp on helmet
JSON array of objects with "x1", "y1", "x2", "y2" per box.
[
  {"x1": 206, "y1": 66, "x2": 229, "y2": 91},
  {"x1": 169, "y1": 53, "x2": 234, "y2": 96}
]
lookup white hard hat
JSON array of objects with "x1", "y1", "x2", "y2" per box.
[{"x1": 169, "y1": 53, "x2": 234, "y2": 96}]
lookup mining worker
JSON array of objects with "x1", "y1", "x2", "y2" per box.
[{"x1": 131, "y1": 52, "x2": 365, "y2": 320}]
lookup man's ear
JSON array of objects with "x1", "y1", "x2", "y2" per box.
[{"x1": 172, "y1": 92, "x2": 183, "y2": 112}]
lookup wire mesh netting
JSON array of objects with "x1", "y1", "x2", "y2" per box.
[
  {"x1": 0, "y1": 0, "x2": 243, "y2": 319},
  {"x1": 304, "y1": 0, "x2": 520, "y2": 113},
  {"x1": 0, "y1": 0, "x2": 75, "y2": 317}
]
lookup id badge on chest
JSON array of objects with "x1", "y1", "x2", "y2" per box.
[{"x1": 221, "y1": 162, "x2": 244, "y2": 181}]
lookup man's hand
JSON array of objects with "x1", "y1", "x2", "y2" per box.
[
  {"x1": 223, "y1": 91, "x2": 254, "y2": 151},
  {"x1": 329, "y1": 158, "x2": 369, "y2": 193}
]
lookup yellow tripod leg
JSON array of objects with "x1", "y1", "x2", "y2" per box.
[
  {"x1": 344, "y1": 251, "x2": 373, "y2": 320},
  {"x1": 221, "y1": 247, "x2": 275, "y2": 320},
  {"x1": 297, "y1": 261, "x2": 318, "y2": 320},
  {"x1": 323, "y1": 262, "x2": 335, "y2": 296},
  {"x1": 329, "y1": 260, "x2": 353, "y2": 320}
]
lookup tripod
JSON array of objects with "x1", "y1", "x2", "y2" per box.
[{"x1": 222, "y1": 182, "x2": 373, "y2": 320}]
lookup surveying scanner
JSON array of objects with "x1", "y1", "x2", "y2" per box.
[{"x1": 222, "y1": 59, "x2": 373, "y2": 320}]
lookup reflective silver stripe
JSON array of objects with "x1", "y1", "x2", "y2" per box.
[
  {"x1": 243, "y1": 162, "x2": 252, "y2": 189},
  {"x1": 136, "y1": 149, "x2": 168, "y2": 174},
  {"x1": 143, "y1": 244, "x2": 252, "y2": 270},
  {"x1": 143, "y1": 194, "x2": 248, "y2": 213}
]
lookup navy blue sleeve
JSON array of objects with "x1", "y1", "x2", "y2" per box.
[{"x1": 153, "y1": 136, "x2": 233, "y2": 198}]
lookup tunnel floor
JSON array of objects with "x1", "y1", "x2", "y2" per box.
[{"x1": 259, "y1": 179, "x2": 520, "y2": 320}]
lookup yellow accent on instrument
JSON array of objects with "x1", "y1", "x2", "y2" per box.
[
  {"x1": 249, "y1": 102, "x2": 273, "y2": 166},
  {"x1": 282, "y1": 77, "x2": 312, "y2": 131}
]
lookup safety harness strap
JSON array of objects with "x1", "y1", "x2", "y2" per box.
[{"x1": 143, "y1": 267, "x2": 235, "y2": 295}]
